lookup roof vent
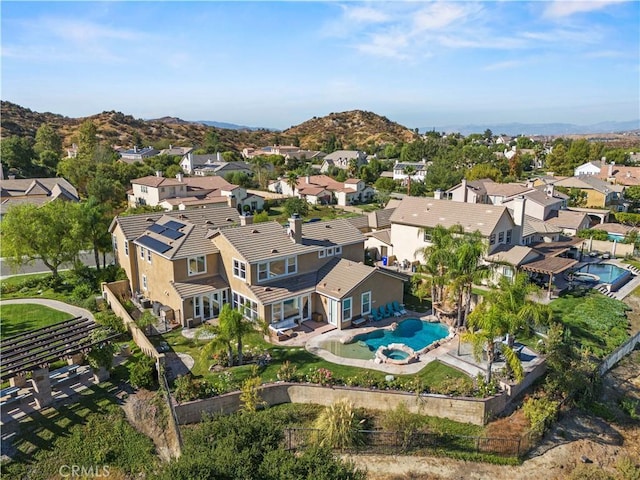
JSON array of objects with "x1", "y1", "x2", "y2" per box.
[
  {"x1": 146, "y1": 217, "x2": 154, "y2": 222},
  {"x1": 251, "y1": 229, "x2": 259, "y2": 234},
  {"x1": 264, "y1": 287, "x2": 272, "y2": 292},
  {"x1": 226, "y1": 217, "x2": 233, "y2": 222},
  {"x1": 206, "y1": 220, "x2": 214, "y2": 224},
  {"x1": 325, "y1": 224, "x2": 332, "y2": 228},
  {"x1": 271, "y1": 248, "x2": 278, "y2": 253}
]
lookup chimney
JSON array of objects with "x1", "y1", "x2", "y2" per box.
[
  {"x1": 462, "y1": 178, "x2": 468, "y2": 203},
  {"x1": 240, "y1": 213, "x2": 253, "y2": 226},
  {"x1": 512, "y1": 196, "x2": 526, "y2": 245},
  {"x1": 134, "y1": 146, "x2": 137, "y2": 153},
  {"x1": 434, "y1": 189, "x2": 443, "y2": 200},
  {"x1": 305, "y1": 175, "x2": 310, "y2": 184},
  {"x1": 289, "y1": 213, "x2": 302, "y2": 244},
  {"x1": 176, "y1": 173, "x2": 183, "y2": 182},
  {"x1": 227, "y1": 194, "x2": 237, "y2": 209},
  {"x1": 155, "y1": 170, "x2": 163, "y2": 177},
  {"x1": 217, "y1": 152, "x2": 222, "y2": 162},
  {"x1": 608, "y1": 162, "x2": 615, "y2": 177},
  {"x1": 545, "y1": 184, "x2": 555, "y2": 197}
]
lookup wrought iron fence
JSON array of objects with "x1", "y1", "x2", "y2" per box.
[{"x1": 283, "y1": 428, "x2": 527, "y2": 457}]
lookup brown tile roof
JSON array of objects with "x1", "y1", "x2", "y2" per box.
[
  {"x1": 389, "y1": 196, "x2": 512, "y2": 237},
  {"x1": 0, "y1": 177, "x2": 78, "y2": 200},
  {"x1": 170, "y1": 275, "x2": 228, "y2": 298},
  {"x1": 486, "y1": 245, "x2": 541, "y2": 266},
  {"x1": 131, "y1": 175, "x2": 184, "y2": 187},
  {"x1": 316, "y1": 258, "x2": 382, "y2": 299},
  {"x1": 301, "y1": 218, "x2": 365, "y2": 247},
  {"x1": 545, "y1": 210, "x2": 589, "y2": 230},
  {"x1": 248, "y1": 272, "x2": 318, "y2": 304},
  {"x1": 367, "y1": 229, "x2": 391, "y2": 245},
  {"x1": 346, "y1": 215, "x2": 369, "y2": 231},
  {"x1": 595, "y1": 223, "x2": 636, "y2": 235}
]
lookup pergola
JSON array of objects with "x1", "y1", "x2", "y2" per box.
[
  {"x1": 520, "y1": 257, "x2": 578, "y2": 297},
  {"x1": 0, "y1": 317, "x2": 119, "y2": 382}
]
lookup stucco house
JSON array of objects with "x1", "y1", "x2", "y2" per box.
[
  {"x1": 0, "y1": 177, "x2": 79, "y2": 220},
  {"x1": 268, "y1": 175, "x2": 374, "y2": 206},
  {"x1": 392, "y1": 160, "x2": 428, "y2": 183},
  {"x1": 320, "y1": 150, "x2": 367, "y2": 173},
  {"x1": 120, "y1": 146, "x2": 159, "y2": 162}
]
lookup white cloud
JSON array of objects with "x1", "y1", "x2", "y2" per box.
[
  {"x1": 483, "y1": 60, "x2": 526, "y2": 71},
  {"x1": 412, "y1": 3, "x2": 476, "y2": 31},
  {"x1": 342, "y1": 5, "x2": 390, "y2": 24},
  {"x1": 543, "y1": 0, "x2": 627, "y2": 18}
]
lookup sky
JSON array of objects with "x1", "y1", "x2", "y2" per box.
[{"x1": 2, "y1": 1, "x2": 639, "y2": 130}]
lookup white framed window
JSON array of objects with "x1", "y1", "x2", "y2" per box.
[
  {"x1": 232, "y1": 292, "x2": 258, "y2": 320},
  {"x1": 326, "y1": 247, "x2": 334, "y2": 256},
  {"x1": 424, "y1": 231, "x2": 433, "y2": 242},
  {"x1": 506, "y1": 230, "x2": 512, "y2": 244},
  {"x1": 272, "y1": 303, "x2": 282, "y2": 322},
  {"x1": 361, "y1": 291, "x2": 371, "y2": 315},
  {"x1": 318, "y1": 249, "x2": 326, "y2": 258},
  {"x1": 287, "y1": 257, "x2": 296, "y2": 274},
  {"x1": 147, "y1": 248, "x2": 152, "y2": 263},
  {"x1": 233, "y1": 259, "x2": 246, "y2": 280},
  {"x1": 503, "y1": 266, "x2": 514, "y2": 279},
  {"x1": 342, "y1": 297, "x2": 352, "y2": 322},
  {"x1": 124, "y1": 241, "x2": 129, "y2": 257},
  {"x1": 188, "y1": 256, "x2": 206, "y2": 276},
  {"x1": 258, "y1": 263, "x2": 268, "y2": 281},
  {"x1": 499, "y1": 232, "x2": 505, "y2": 243},
  {"x1": 335, "y1": 246, "x2": 342, "y2": 256},
  {"x1": 194, "y1": 296, "x2": 201, "y2": 317},
  {"x1": 142, "y1": 274, "x2": 148, "y2": 290},
  {"x1": 112, "y1": 235, "x2": 118, "y2": 253},
  {"x1": 141, "y1": 185, "x2": 148, "y2": 193},
  {"x1": 489, "y1": 233, "x2": 496, "y2": 245},
  {"x1": 140, "y1": 247, "x2": 145, "y2": 259}
]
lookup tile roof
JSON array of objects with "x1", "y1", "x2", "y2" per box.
[
  {"x1": 131, "y1": 175, "x2": 184, "y2": 188},
  {"x1": 323, "y1": 150, "x2": 364, "y2": 161},
  {"x1": 367, "y1": 229, "x2": 392, "y2": 245},
  {"x1": 110, "y1": 206, "x2": 241, "y2": 240},
  {"x1": 522, "y1": 216, "x2": 562, "y2": 237},
  {"x1": 0, "y1": 177, "x2": 78, "y2": 200},
  {"x1": 301, "y1": 218, "x2": 365, "y2": 247},
  {"x1": 248, "y1": 272, "x2": 318, "y2": 304},
  {"x1": 217, "y1": 222, "x2": 318, "y2": 263},
  {"x1": 170, "y1": 275, "x2": 228, "y2": 299},
  {"x1": 486, "y1": 245, "x2": 541, "y2": 266},
  {"x1": 553, "y1": 175, "x2": 624, "y2": 193},
  {"x1": 346, "y1": 215, "x2": 369, "y2": 231},
  {"x1": 316, "y1": 258, "x2": 379, "y2": 299},
  {"x1": 389, "y1": 196, "x2": 512, "y2": 237},
  {"x1": 545, "y1": 210, "x2": 589, "y2": 230}
]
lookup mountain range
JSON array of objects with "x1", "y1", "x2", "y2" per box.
[{"x1": 427, "y1": 120, "x2": 640, "y2": 137}]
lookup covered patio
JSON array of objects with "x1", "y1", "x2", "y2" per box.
[{"x1": 520, "y1": 256, "x2": 578, "y2": 298}]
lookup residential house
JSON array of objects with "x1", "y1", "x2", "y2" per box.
[
  {"x1": 268, "y1": 174, "x2": 374, "y2": 206},
  {"x1": 392, "y1": 160, "x2": 428, "y2": 183},
  {"x1": 598, "y1": 162, "x2": 640, "y2": 187},
  {"x1": 0, "y1": 177, "x2": 79, "y2": 220},
  {"x1": 548, "y1": 175, "x2": 626, "y2": 210},
  {"x1": 574, "y1": 160, "x2": 604, "y2": 176},
  {"x1": 128, "y1": 173, "x2": 264, "y2": 212},
  {"x1": 120, "y1": 146, "x2": 159, "y2": 162},
  {"x1": 320, "y1": 150, "x2": 367, "y2": 173},
  {"x1": 110, "y1": 210, "x2": 404, "y2": 329},
  {"x1": 388, "y1": 196, "x2": 519, "y2": 266},
  {"x1": 159, "y1": 145, "x2": 193, "y2": 157}
]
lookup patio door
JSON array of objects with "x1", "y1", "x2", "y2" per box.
[{"x1": 327, "y1": 298, "x2": 339, "y2": 326}]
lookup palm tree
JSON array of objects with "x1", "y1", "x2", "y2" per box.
[
  {"x1": 199, "y1": 324, "x2": 234, "y2": 367},
  {"x1": 285, "y1": 172, "x2": 299, "y2": 195},
  {"x1": 403, "y1": 165, "x2": 416, "y2": 195},
  {"x1": 219, "y1": 304, "x2": 255, "y2": 366},
  {"x1": 463, "y1": 273, "x2": 552, "y2": 382},
  {"x1": 251, "y1": 156, "x2": 269, "y2": 190}
]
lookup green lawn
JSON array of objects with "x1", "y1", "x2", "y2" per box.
[
  {"x1": 153, "y1": 328, "x2": 469, "y2": 391},
  {"x1": 266, "y1": 205, "x2": 361, "y2": 224},
  {"x1": 0, "y1": 303, "x2": 73, "y2": 339}
]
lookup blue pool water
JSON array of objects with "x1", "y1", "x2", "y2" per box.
[
  {"x1": 607, "y1": 234, "x2": 625, "y2": 242},
  {"x1": 320, "y1": 319, "x2": 449, "y2": 360},
  {"x1": 577, "y1": 263, "x2": 628, "y2": 284}
]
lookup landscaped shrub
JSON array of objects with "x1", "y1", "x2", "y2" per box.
[
  {"x1": 430, "y1": 377, "x2": 475, "y2": 397},
  {"x1": 129, "y1": 355, "x2": 157, "y2": 389},
  {"x1": 381, "y1": 403, "x2": 423, "y2": 449},
  {"x1": 71, "y1": 282, "x2": 94, "y2": 303},
  {"x1": 306, "y1": 367, "x2": 334, "y2": 386},
  {"x1": 173, "y1": 374, "x2": 213, "y2": 402},
  {"x1": 475, "y1": 373, "x2": 500, "y2": 398},
  {"x1": 94, "y1": 309, "x2": 127, "y2": 334},
  {"x1": 276, "y1": 361, "x2": 298, "y2": 382},
  {"x1": 312, "y1": 400, "x2": 363, "y2": 450},
  {"x1": 522, "y1": 396, "x2": 560, "y2": 435},
  {"x1": 240, "y1": 371, "x2": 266, "y2": 413}
]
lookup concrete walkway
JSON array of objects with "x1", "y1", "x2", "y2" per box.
[{"x1": 0, "y1": 298, "x2": 95, "y2": 322}]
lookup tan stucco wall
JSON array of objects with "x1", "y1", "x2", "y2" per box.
[{"x1": 174, "y1": 383, "x2": 508, "y2": 426}]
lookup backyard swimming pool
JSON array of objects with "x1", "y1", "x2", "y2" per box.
[
  {"x1": 320, "y1": 318, "x2": 450, "y2": 361},
  {"x1": 576, "y1": 263, "x2": 629, "y2": 284}
]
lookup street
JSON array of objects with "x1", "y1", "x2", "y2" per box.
[{"x1": 0, "y1": 251, "x2": 114, "y2": 279}]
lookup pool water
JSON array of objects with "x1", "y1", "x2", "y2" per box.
[
  {"x1": 320, "y1": 318, "x2": 449, "y2": 361},
  {"x1": 577, "y1": 263, "x2": 628, "y2": 284},
  {"x1": 386, "y1": 349, "x2": 410, "y2": 360}
]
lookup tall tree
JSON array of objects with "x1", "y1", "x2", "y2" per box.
[
  {"x1": 76, "y1": 120, "x2": 98, "y2": 161},
  {"x1": 1, "y1": 136, "x2": 35, "y2": 175},
  {"x1": 78, "y1": 197, "x2": 114, "y2": 270},
  {"x1": 219, "y1": 304, "x2": 255, "y2": 365},
  {"x1": 34, "y1": 124, "x2": 62, "y2": 172},
  {"x1": 464, "y1": 273, "x2": 551, "y2": 382},
  {"x1": 285, "y1": 172, "x2": 299, "y2": 194},
  {"x1": 1, "y1": 200, "x2": 85, "y2": 281},
  {"x1": 402, "y1": 165, "x2": 416, "y2": 195}
]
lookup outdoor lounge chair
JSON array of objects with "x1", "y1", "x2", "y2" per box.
[
  {"x1": 387, "y1": 302, "x2": 401, "y2": 317},
  {"x1": 380, "y1": 304, "x2": 391, "y2": 318},
  {"x1": 371, "y1": 307, "x2": 383, "y2": 322},
  {"x1": 392, "y1": 301, "x2": 407, "y2": 315}
]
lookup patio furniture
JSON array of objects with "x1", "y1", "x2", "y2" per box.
[
  {"x1": 392, "y1": 301, "x2": 407, "y2": 315},
  {"x1": 352, "y1": 316, "x2": 367, "y2": 327},
  {"x1": 387, "y1": 302, "x2": 401, "y2": 317},
  {"x1": 380, "y1": 304, "x2": 391, "y2": 318},
  {"x1": 269, "y1": 318, "x2": 298, "y2": 338},
  {"x1": 371, "y1": 307, "x2": 383, "y2": 322}
]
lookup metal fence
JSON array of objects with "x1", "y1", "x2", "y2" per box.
[{"x1": 283, "y1": 428, "x2": 527, "y2": 458}]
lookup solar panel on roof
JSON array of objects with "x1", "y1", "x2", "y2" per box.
[
  {"x1": 137, "y1": 235, "x2": 171, "y2": 253},
  {"x1": 147, "y1": 223, "x2": 165, "y2": 234},
  {"x1": 160, "y1": 229, "x2": 184, "y2": 240},
  {"x1": 164, "y1": 220, "x2": 185, "y2": 230}
]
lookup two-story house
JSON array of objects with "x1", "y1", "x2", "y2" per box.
[
  {"x1": 110, "y1": 209, "x2": 404, "y2": 330},
  {"x1": 392, "y1": 160, "x2": 428, "y2": 183},
  {"x1": 320, "y1": 150, "x2": 367, "y2": 173},
  {"x1": 120, "y1": 146, "x2": 159, "y2": 162},
  {"x1": 268, "y1": 175, "x2": 374, "y2": 206}
]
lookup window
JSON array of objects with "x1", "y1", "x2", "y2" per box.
[
  {"x1": 140, "y1": 247, "x2": 145, "y2": 259},
  {"x1": 318, "y1": 249, "x2": 326, "y2": 258},
  {"x1": 272, "y1": 303, "x2": 282, "y2": 322},
  {"x1": 287, "y1": 257, "x2": 296, "y2": 274},
  {"x1": 112, "y1": 235, "x2": 118, "y2": 253},
  {"x1": 188, "y1": 256, "x2": 206, "y2": 276},
  {"x1": 194, "y1": 296, "x2": 201, "y2": 317},
  {"x1": 233, "y1": 259, "x2": 246, "y2": 280},
  {"x1": 326, "y1": 247, "x2": 334, "y2": 256},
  {"x1": 503, "y1": 266, "x2": 514, "y2": 278},
  {"x1": 141, "y1": 185, "x2": 148, "y2": 193},
  {"x1": 232, "y1": 292, "x2": 258, "y2": 320},
  {"x1": 361, "y1": 291, "x2": 371, "y2": 315},
  {"x1": 424, "y1": 231, "x2": 433, "y2": 242},
  {"x1": 489, "y1": 233, "x2": 496, "y2": 245},
  {"x1": 142, "y1": 274, "x2": 148, "y2": 290},
  {"x1": 258, "y1": 263, "x2": 268, "y2": 281},
  {"x1": 342, "y1": 297, "x2": 352, "y2": 322},
  {"x1": 147, "y1": 248, "x2": 152, "y2": 263},
  {"x1": 124, "y1": 241, "x2": 129, "y2": 257},
  {"x1": 506, "y1": 229, "x2": 512, "y2": 244},
  {"x1": 335, "y1": 246, "x2": 342, "y2": 256},
  {"x1": 499, "y1": 232, "x2": 505, "y2": 243}
]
